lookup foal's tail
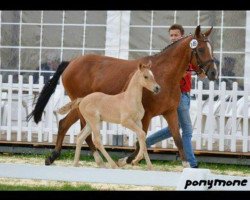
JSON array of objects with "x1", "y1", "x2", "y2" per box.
[
  {"x1": 26, "y1": 61, "x2": 70, "y2": 123},
  {"x1": 56, "y1": 98, "x2": 83, "y2": 115}
]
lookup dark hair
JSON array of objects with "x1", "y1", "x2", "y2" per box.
[{"x1": 169, "y1": 24, "x2": 185, "y2": 35}]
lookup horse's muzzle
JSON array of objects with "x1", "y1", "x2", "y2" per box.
[{"x1": 207, "y1": 67, "x2": 218, "y2": 80}]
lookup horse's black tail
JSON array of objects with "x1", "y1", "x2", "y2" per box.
[{"x1": 26, "y1": 61, "x2": 70, "y2": 124}]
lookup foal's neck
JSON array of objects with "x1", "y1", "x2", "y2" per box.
[{"x1": 124, "y1": 70, "x2": 143, "y2": 103}]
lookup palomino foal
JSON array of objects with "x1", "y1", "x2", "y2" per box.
[{"x1": 57, "y1": 62, "x2": 160, "y2": 169}]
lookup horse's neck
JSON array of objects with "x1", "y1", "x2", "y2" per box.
[
  {"x1": 124, "y1": 71, "x2": 143, "y2": 104},
  {"x1": 152, "y1": 36, "x2": 192, "y2": 82}
]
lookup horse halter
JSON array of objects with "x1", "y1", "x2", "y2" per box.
[{"x1": 188, "y1": 36, "x2": 215, "y2": 75}]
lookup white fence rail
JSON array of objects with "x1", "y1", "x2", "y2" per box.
[{"x1": 0, "y1": 75, "x2": 250, "y2": 153}]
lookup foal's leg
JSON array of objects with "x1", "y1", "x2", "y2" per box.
[
  {"x1": 136, "y1": 120, "x2": 153, "y2": 170},
  {"x1": 73, "y1": 123, "x2": 92, "y2": 167},
  {"x1": 78, "y1": 112, "x2": 105, "y2": 168},
  {"x1": 90, "y1": 122, "x2": 118, "y2": 169},
  {"x1": 163, "y1": 111, "x2": 190, "y2": 167},
  {"x1": 118, "y1": 114, "x2": 152, "y2": 167},
  {"x1": 121, "y1": 119, "x2": 150, "y2": 168}
]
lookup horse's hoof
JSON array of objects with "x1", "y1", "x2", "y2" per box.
[
  {"x1": 182, "y1": 161, "x2": 190, "y2": 168},
  {"x1": 117, "y1": 157, "x2": 128, "y2": 167},
  {"x1": 147, "y1": 165, "x2": 154, "y2": 170},
  {"x1": 45, "y1": 157, "x2": 52, "y2": 166},
  {"x1": 45, "y1": 150, "x2": 60, "y2": 166}
]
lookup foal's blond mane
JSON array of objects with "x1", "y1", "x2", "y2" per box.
[{"x1": 121, "y1": 70, "x2": 136, "y2": 92}]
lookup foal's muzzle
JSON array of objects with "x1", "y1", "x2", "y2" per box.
[{"x1": 153, "y1": 85, "x2": 161, "y2": 94}]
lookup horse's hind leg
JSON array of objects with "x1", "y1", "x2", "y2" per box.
[
  {"x1": 163, "y1": 111, "x2": 190, "y2": 168},
  {"x1": 45, "y1": 109, "x2": 79, "y2": 165},
  {"x1": 45, "y1": 108, "x2": 104, "y2": 167},
  {"x1": 73, "y1": 124, "x2": 91, "y2": 167}
]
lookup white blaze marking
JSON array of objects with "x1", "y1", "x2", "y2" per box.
[
  {"x1": 207, "y1": 42, "x2": 212, "y2": 56},
  {"x1": 206, "y1": 42, "x2": 217, "y2": 71}
]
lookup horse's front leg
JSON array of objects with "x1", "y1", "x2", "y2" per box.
[
  {"x1": 163, "y1": 111, "x2": 190, "y2": 168},
  {"x1": 117, "y1": 114, "x2": 152, "y2": 167}
]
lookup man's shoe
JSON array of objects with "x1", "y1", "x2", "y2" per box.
[{"x1": 192, "y1": 164, "x2": 199, "y2": 168}]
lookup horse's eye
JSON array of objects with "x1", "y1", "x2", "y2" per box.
[
  {"x1": 144, "y1": 76, "x2": 148, "y2": 79},
  {"x1": 198, "y1": 48, "x2": 205, "y2": 54}
]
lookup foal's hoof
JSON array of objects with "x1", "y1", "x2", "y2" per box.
[
  {"x1": 111, "y1": 164, "x2": 119, "y2": 169},
  {"x1": 147, "y1": 165, "x2": 154, "y2": 171},
  {"x1": 73, "y1": 163, "x2": 80, "y2": 167},
  {"x1": 131, "y1": 160, "x2": 139, "y2": 166},
  {"x1": 97, "y1": 162, "x2": 106, "y2": 168},
  {"x1": 117, "y1": 157, "x2": 128, "y2": 167},
  {"x1": 182, "y1": 161, "x2": 191, "y2": 168}
]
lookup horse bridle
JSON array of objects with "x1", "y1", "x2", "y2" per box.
[{"x1": 188, "y1": 36, "x2": 215, "y2": 75}]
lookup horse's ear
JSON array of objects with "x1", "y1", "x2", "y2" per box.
[
  {"x1": 195, "y1": 25, "x2": 201, "y2": 37},
  {"x1": 203, "y1": 26, "x2": 213, "y2": 37}
]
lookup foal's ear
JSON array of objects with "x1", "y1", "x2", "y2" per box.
[
  {"x1": 139, "y1": 61, "x2": 151, "y2": 71},
  {"x1": 195, "y1": 25, "x2": 201, "y2": 37},
  {"x1": 147, "y1": 60, "x2": 152, "y2": 68},
  {"x1": 203, "y1": 26, "x2": 213, "y2": 37},
  {"x1": 138, "y1": 63, "x2": 144, "y2": 71}
]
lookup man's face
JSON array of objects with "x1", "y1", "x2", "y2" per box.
[{"x1": 169, "y1": 29, "x2": 183, "y2": 43}]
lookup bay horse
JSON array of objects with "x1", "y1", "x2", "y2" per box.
[
  {"x1": 27, "y1": 25, "x2": 218, "y2": 167},
  {"x1": 56, "y1": 62, "x2": 161, "y2": 170}
]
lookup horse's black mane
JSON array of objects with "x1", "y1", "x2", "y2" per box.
[{"x1": 152, "y1": 35, "x2": 191, "y2": 57}]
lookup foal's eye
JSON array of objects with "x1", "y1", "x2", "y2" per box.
[{"x1": 144, "y1": 76, "x2": 148, "y2": 79}]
